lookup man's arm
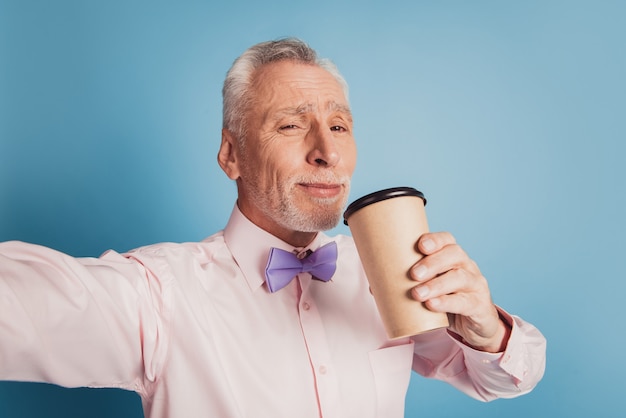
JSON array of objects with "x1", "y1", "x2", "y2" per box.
[
  {"x1": 411, "y1": 308, "x2": 546, "y2": 401},
  {"x1": 0, "y1": 241, "x2": 169, "y2": 396}
]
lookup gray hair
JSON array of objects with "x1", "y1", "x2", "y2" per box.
[{"x1": 222, "y1": 38, "x2": 350, "y2": 141}]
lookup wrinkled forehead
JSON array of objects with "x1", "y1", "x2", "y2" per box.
[
  {"x1": 247, "y1": 61, "x2": 351, "y2": 124},
  {"x1": 252, "y1": 61, "x2": 347, "y2": 98}
]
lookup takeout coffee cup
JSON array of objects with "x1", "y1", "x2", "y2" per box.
[{"x1": 343, "y1": 187, "x2": 449, "y2": 339}]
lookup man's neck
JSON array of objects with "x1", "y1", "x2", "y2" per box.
[{"x1": 236, "y1": 202, "x2": 318, "y2": 248}]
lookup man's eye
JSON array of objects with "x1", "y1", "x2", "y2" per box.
[
  {"x1": 278, "y1": 125, "x2": 298, "y2": 132},
  {"x1": 331, "y1": 125, "x2": 347, "y2": 132}
]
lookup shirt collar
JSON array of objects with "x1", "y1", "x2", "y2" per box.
[{"x1": 223, "y1": 204, "x2": 332, "y2": 292}]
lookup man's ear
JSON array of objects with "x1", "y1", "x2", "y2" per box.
[{"x1": 217, "y1": 129, "x2": 241, "y2": 180}]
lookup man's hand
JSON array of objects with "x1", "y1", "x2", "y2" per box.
[{"x1": 410, "y1": 232, "x2": 511, "y2": 353}]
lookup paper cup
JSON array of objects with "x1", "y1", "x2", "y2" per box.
[{"x1": 343, "y1": 187, "x2": 449, "y2": 339}]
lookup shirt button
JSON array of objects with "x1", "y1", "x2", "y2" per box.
[
  {"x1": 302, "y1": 302, "x2": 311, "y2": 311},
  {"x1": 319, "y1": 365, "x2": 327, "y2": 375}
]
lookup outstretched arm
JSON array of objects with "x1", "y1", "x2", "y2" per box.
[{"x1": 0, "y1": 241, "x2": 169, "y2": 397}]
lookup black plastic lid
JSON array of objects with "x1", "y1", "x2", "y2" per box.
[{"x1": 343, "y1": 187, "x2": 426, "y2": 226}]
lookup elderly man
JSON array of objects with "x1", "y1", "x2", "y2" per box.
[{"x1": 0, "y1": 38, "x2": 545, "y2": 417}]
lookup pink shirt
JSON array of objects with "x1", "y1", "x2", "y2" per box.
[{"x1": 0, "y1": 206, "x2": 546, "y2": 417}]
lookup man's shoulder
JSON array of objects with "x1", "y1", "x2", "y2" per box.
[{"x1": 122, "y1": 230, "x2": 227, "y2": 261}]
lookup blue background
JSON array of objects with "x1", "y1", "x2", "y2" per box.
[{"x1": 1, "y1": 0, "x2": 624, "y2": 417}]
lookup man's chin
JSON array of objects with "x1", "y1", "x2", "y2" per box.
[
  {"x1": 305, "y1": 218, "x2": 341, "y2": 232},
  {"x1": 284, "y1": 207, "x2": 343, "y2": 233}
]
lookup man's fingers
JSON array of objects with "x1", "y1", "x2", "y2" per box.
[{"x1": 416, "y1": 231, "x2": 456, "y2": 255}]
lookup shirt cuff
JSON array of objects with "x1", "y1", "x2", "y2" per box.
[{"x1": 448, "y1": 307, "x2": 526, "y2": 382}]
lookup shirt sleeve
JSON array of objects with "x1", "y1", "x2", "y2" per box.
[
  {"x1": 410, "y1": 307, "x2": 546, "y2": 401},
  {"x1": 0, "y1": 241, "x2": 172, "y2": 397}
]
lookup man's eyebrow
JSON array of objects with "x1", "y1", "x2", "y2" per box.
[
  {"x1": 327, "y1": 101, "x2": 353, "y2": 120},
  {"x1": 279, "y1": 102, "x2": 352, "y2": 115},
  {"x1": 327, "y1": 101, "x2": 352, "y2": 115},
  {"x1": 270, "y1": 101, "x2": 352, "y2": 122},
  {"x1": 270, "y1": 104, "x2": 313, "y2": 121}
]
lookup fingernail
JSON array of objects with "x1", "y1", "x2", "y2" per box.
[
  {"x1": 414, "y1": 265, "x2": 428, "y2": 280},
  {"x1": 422, "y1": 238, "x2": 435, "y2": 252},
  {"x1": 415, "y1": 286, "x2": 429, "y2": 299}
]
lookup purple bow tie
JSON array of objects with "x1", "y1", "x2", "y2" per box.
[{"x1": 265, "y1": 242, "x2": 338, "y2": 293}]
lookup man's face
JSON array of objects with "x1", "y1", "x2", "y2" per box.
[{"x1": 225, "y1": 60, "x2": 357, "y2": 243}]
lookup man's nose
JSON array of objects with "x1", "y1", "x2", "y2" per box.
[{"x1": 306, "y1": 126, "x2": 340, "y2": 167}]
